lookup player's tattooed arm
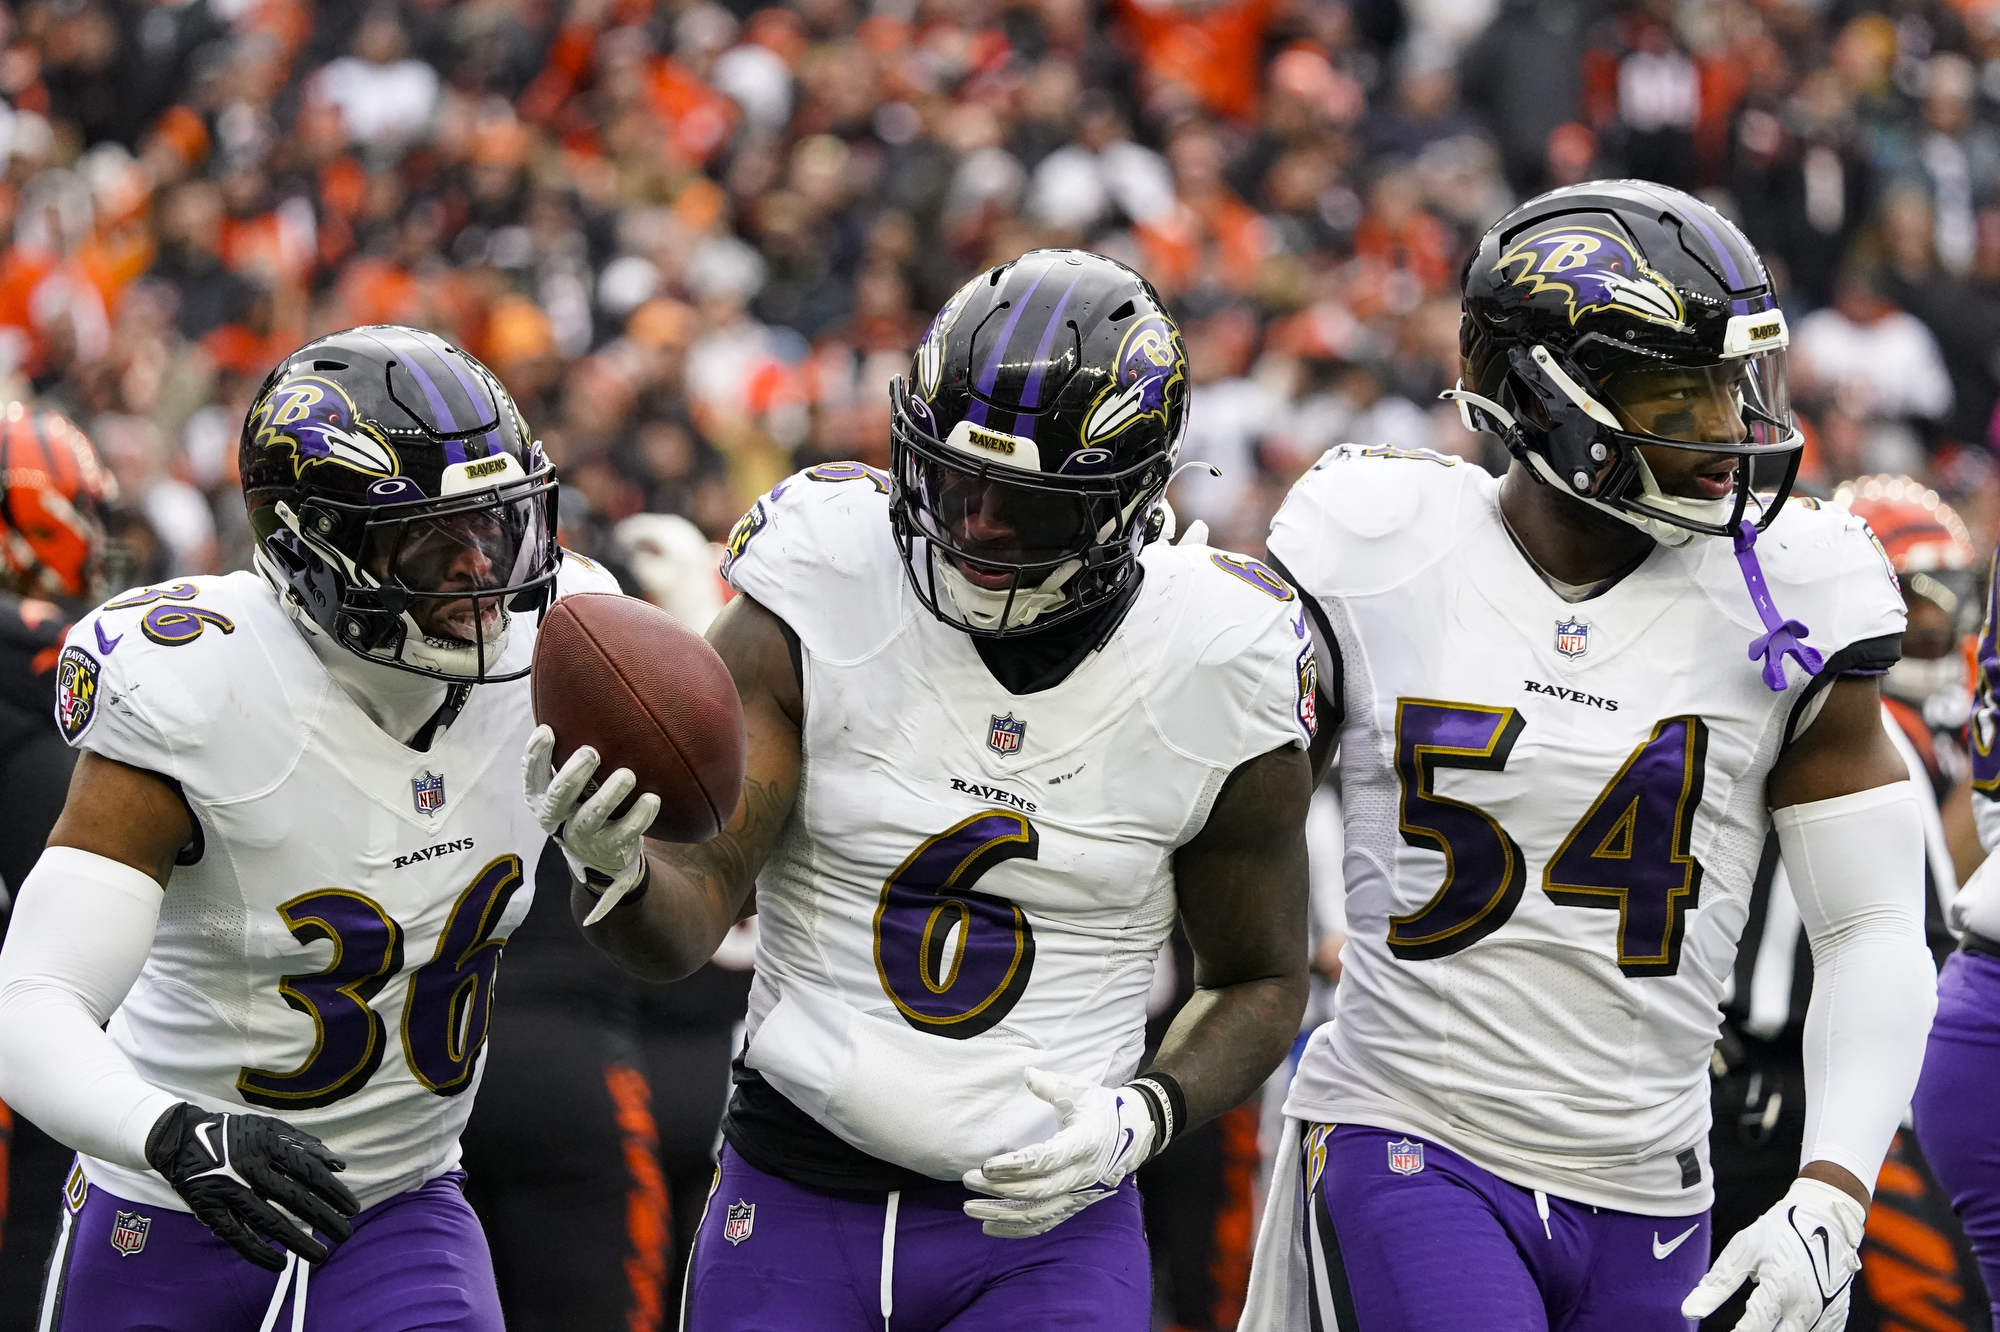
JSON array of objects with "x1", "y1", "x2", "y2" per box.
[
  {"x1": 46, "y1": 750, "x2": 194, "y2": 885},
  {"x1": 1157, "y1": 742, "x2": 1314, "y2": 1130},
  {"x1": 573, "y1": 593, "x2": 802, "y2": 981}
]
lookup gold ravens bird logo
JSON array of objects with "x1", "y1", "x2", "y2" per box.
[
  {"x1": 249, "y1": 375, "x2": 400, "y2": 479},
  {"x1": 1082, "y1": 314, "x2": 1186, "y2": 446},
  {"x1": 1497, "y1": 226, "x2": 1686, "y2": 331}
]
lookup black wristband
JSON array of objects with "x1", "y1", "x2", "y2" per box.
[
  {"x1": 1137, "y1": 1068, "x2": 1188, "y2": 1147},
  {"x1": 1126, "y1": 1079, "x2": 1169, "y2": 1149},
  {"x1": 583, "y1": 858, "x2": 650, "y2": 910}
]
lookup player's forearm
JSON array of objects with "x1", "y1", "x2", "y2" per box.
[
  {"x1": 1148, "y1": 971, "x2": 1308, "y2": 1131},
  {"x1": 1777, "y1": 782, "x2": 1938, "y2": 1195},
  {"x1": 572, "y1": 767, "x2": 792, "y2": 978},
  {"x1": 571, "y1": 852, "x2": 744, "y2": 982},
  {"x1": 0, "y1": 848, "x2": 180, "y2": 1168}
]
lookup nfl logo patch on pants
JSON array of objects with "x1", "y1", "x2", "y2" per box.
[
  {"x1": 1387, "y1": 1138, "x2": 1425, "y2": 1175},
  {"x1": 108, "y1": 1210, "x2": 149, "y2": 1256},
  {"x1": 723, "y1": 1200, "x2": 755, "y2": 1245}
]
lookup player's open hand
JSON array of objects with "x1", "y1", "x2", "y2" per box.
[
  {"x1": 143, "y1": 1103, "x2": 359, "y2": 1272},
  {"x1": 522, "y1": 724, "x2": 657, "y2": 922},
  {"x1": 1681, "y1": 1178, "x2": 1866, "y2": 1332},
  {"x1": 961, "y1": 1068, "x2": 1155, "y2": 1239}
]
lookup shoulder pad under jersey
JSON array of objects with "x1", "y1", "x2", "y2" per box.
[
  {"x1": 721, "y1": 463, "x2": 905, "y2": 662},
  {"x1": 1267, "y1": 443, "x2": 1491, "y2": 601}
]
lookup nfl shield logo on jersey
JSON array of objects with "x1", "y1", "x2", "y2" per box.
[
  {"x1": 723, "y1": 1199, "x2": 755, "y2": 1245},
  {"x1": 109, "y1": 1210, "x2": 150, "y2": 1257},
  {"x1": 1387, "y1": 1138, "x2": 1425, "y2": 1176},
  {"x1": 1554, "y1": 618, "x2": 1590, "y2": 659},
  {"x1": 412, "y1": 770, "x2": 446, "y2": 816},
  {"x1": 988, "y1": 713, "x2": 1026, "y2": 755}
]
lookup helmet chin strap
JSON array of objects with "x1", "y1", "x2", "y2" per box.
[
  {"x1": 1444, "y1": 377, "x2": 1726, "y2": 548},
  {"x1": 937, "y1": 553, "x2": 1082, "y2": 631}
]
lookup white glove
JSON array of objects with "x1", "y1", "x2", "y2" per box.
[
  {"x1": 960, "y1": 1068, "x2": 1157, "y2": 1239},
  {"x1": 1682, "y1": 1178, "x2": 1867, "y2": 1332},
  {"x1": 522, "y1": 725, "x2": 659, "y2": 925}
]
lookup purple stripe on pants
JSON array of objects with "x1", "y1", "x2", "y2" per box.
[
  {"x1": 1304, "y1": 1124, "x2": 1708, "y2": 1331},
  {"x1": 42, "y1": 1169, "x2": 502, "y2": 1332},
  {"x1": 683, "y1": 1143, "x2": 1148, "y2": 1331},
  {"x1": 1913, "y1": 949, "x2": 2000, "y2": 1331}
]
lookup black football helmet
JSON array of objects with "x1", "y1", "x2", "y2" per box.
[
  {"x1": 1449, "y1": 180, "x2": 1803, "y2": 544},
  {"x1": 889, "y1": 249, "x2": 1188, "y2": 637},
  {"x1": 240, "y1": 325, "x2": 559, "y2": 683}
]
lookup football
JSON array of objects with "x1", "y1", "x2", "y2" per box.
[{"x1": 531, "y1": 592, "x2": 747, "y2": 843}]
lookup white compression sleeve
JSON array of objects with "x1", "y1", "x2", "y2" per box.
[
  {"x1": 0, "y1": 847, "x2": 182, "y2": 1170},
  {"x1": 1774, "y1": 782, "x2": 1938, "y2": 1191}
]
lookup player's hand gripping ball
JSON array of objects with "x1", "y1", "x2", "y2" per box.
[
  {"x1": 144, "y1": 1102, "x2": 360, "y2": 1272},
  {"x1": 528, "y1": 593, "x2": 747, "y2": 920}
]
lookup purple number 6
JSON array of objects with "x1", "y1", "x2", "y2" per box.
[{"x1": 873, "y1": 812, "x2": 1039, "y2": 1039}]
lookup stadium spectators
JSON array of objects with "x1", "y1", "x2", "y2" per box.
[{"x1": 10, "y1": 0, "x2": 2000, "y2": 1325}]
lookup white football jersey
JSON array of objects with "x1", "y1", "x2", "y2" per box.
[
  {"x1": 722, "y1": 464, "x2": 1312, "y2": 1180},
  {"x1": 1269, "y1": 445, "x2": 1904, "y2": 1215},
  {"x1": 51, "y1": 554, "x2": 617, "y2": 1211}
]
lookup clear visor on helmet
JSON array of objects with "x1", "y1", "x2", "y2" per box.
[
  {"x1": 1596, "y1": 349, "x2": 1794, "y2": 453},
  {"x1": 899, "y1": 447, "x2": 1107, "y2": 585},
  {"x1": 359, "y1": 486, "x2": 551, "y2": 647}
]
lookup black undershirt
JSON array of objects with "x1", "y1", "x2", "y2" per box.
[{"x1": 719, "y1": 575, "x2": 1143, "y2": 1192}]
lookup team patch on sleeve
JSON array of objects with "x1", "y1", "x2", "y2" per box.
[
  {"x1": 720, "y1": 500, "x2": 768, "y2": 577},
  {"x1": 55, "y1": 644, "x2": 100, "y2": 742},
  {"x1": 1296, "y1": 644, "x2": 1318, "y2": 738}
]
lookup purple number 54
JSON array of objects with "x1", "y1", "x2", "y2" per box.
[{"x1": 1389, "y1": 701, "x2": 1709, "y2": 977}]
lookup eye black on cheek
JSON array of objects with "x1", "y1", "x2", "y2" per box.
[{"x1": 1648, "y1": 411, "x2": 1698, "y2": 438}]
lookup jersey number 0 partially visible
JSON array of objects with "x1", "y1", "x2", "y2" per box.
[
  {"x1": 1388, "y1": 702, "x2": 1709, "y2": 977},
  {"x1": 236, "y1": 854, "x2": 525, "y2": 1109}
]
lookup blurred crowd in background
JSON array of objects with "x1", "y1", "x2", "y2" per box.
[{"x1": 12, "y1": 0, "x2": 2000, "y2": 587}]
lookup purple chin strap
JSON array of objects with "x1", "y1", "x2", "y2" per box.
[{"x1": 1733, "y1": 519, "x2": 1822, "y2": 692}]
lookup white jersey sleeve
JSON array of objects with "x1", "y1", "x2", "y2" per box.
[
  {"x1": 721, "y1": 462, "x2": 905, "y2": 661},
  {"x1": 56, "y1": 575, "x2": 301, "y2": 801}
]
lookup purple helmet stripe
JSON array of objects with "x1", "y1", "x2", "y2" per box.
[
  {"x1": 973, "y1": 263, "x2": 1050, "y2": 399},
  {"x1": 400, "y1": 352, "x2": 469, "y2": 465},
  {"x1": 1013, "y1": 274, "x2": 1083, "y2": 439},
  {"x1": 438, "y1": 351, "x2": 504, "y2": 456}
]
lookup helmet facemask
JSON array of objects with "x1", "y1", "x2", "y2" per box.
[
  {"x1": 889, "y1": 376, "x2": 1165, "y2": 637},
  {"x1": 263, "y1": 458, "x2": 558, "y2": 683},
  {"x1": 1451, "y1": 321, "x2": 1803, "y2": 547}
]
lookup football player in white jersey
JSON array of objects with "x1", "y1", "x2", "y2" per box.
[
  {"x1": 1240, "y1": 181, "x2": 1938, "y2": 1332},
  {"x1": 0, "y1": 326, "x2": 617, "y2": 1331},
  {"x1": 525, "y1": 249, "x2": 1316, "y2": 1330}
]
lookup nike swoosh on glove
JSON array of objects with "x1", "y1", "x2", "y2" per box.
[
  {"x1": 961, "y1": 1068, "x2": 1156, "y2": 1239},
  {"x1": 144, "y1": 1103, "x2": 360, "y2": 1272},
  {"x1": 522, "y1": 725, "x2": 658, "y2": 923},
  {"x1": 1682, "y1": 1177, "x2": 1867, "y2": 1332}
]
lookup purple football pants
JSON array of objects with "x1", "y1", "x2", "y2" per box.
[
  {"x1": 1913, "y1": 949, "x2": 2000, "y2": 1331},
  {"x1": 1303, "y1": 1125, "x2": 1709, "y2": 1331},
  {"x1": 680, "y1": 1143, "x2": 1149, "y2": 1331},
  {"x1": 38, "y1": 1166, "x2": 503, "y2": 1332}
]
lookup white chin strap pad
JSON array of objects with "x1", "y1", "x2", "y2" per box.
[{"x1": 937, "y1": 552, "x2": 1080, "y2": 632}]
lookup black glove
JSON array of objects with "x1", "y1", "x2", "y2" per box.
[{"x1": 144, "y1": 1103, "x2": 360, "y2": 1271}]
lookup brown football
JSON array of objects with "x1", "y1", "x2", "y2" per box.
[{"x1": 531, "y1": 592, "x2": 746, "y2": 843}]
